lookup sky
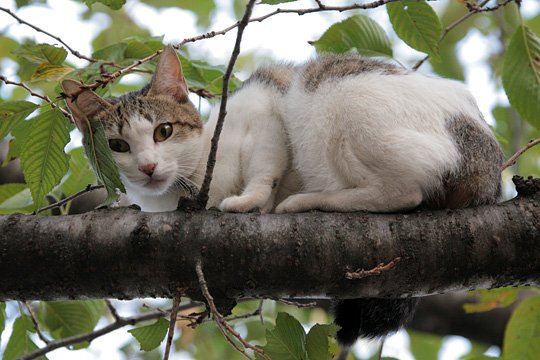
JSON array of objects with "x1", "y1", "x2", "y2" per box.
[{"x1": 1, "y1": 0, "x2": 539, "y2": 359}]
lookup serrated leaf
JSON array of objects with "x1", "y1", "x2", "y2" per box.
[
  {"x1": 92, "y1": 43, "x2": 128, "y2": 63},
  {"x1": 31, "y1": 64, "x2": 74, "y2": 82},
  {"x1": 503, "y1": 296, "x2": 540, "y2": 360},
  {"x1": 179, "y1": 55, "x2": 241, "y2": 94},
  {"x1": 260, "y1": 312, "x2": 308, "y2": 360},
  {"x1": 3, "y1": 315, "x2": 47, "y2": 360},
  {"x1": 311, "y1": 15, "x2": 392, "y2": 57},
  {"x1": 0, "y1": 302, "x2": 5, "y2": 341},
  {"x1": 128, "y1": 317, "x2": 169, "y2": 351},
  {"x1": 306, "y1": 323, "x2": 339, "y2": 360},
  {"x1": 464, "y1": 287, "x2": 520, "y2": 313},
  {"x1": 387, "y1": 0, "x2": 441, "y2": 60},
  {"x1": 40, "y1": 300, "x2": 105, "y2": 349},
  {"x1": 13, "y1": 43, "x2": 67, "y2": 65},
  {"x1": 124, "y1": 38, "x2": 164, "y2": 59},
  {"x1": 0, "y1": 101, "x2": 38, "y2": 140},
  {"x1": 20, "y1": 109, "x2": 71, "y2": 210},
  {"x1": 408, "y1": 330, "x2": 443, "y2": 360},
  {"x1": 83, "y1": 0, "x2": 126, "y2": 10},
  {"x1": 0, "y1": 184, "x2": 33, "y2": 214},
  {"x1": 502, "y1": 25, "x2": 540, "y2": 129},
  {"x1": 61, "y1": 147, "x2": 97, "y2": 197},
  {"x1": 83, "y1": 120, "x2": 125, "y2": 205}
]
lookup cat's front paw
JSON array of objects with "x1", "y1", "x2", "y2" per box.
[{"x1": 219, "y1": 196, "x2": 260, "y2": 213}]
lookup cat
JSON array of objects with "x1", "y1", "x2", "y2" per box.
[{"x1": 62, "y1": 46, "x2": 503, "y2": 350}]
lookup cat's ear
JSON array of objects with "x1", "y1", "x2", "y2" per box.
[
  {"x1": 147, "y1": 46, "x2": 189, "y2": 103},
  {"x1": 61, "y1": 79, "x2": 112, "y2": 132}
]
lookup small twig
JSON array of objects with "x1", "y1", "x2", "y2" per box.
[
  {"x1": 413, "y1": 0, "x2": 498, "y2": 70},
  {"x1": 278, "y1": 299, "x2": 318, "y2": 308},
  {"x1": 22, "y1": 302, "x2": 51, "y2": 345},
  {"x1": 35, "y1": 185, "x2": 104, "y2": 214},
  {"x1": 196, "y1": 259, "x2": 271, "y2": 360},
  {"x1": 195, "y1": 0, "x2": 257, "y2": 208},
  {"x1": 19, "y1": 310, "x2": 165, "y2": 360},
  {"x1": 345, "y1": 257, "x2": 401, "y2": 280},
  {"x1": 105, "y1": 300, "x2": 120, "y2": 321},
  {"x1": 0, "y1": 6, "x2": 121, "y2": 67},
  {"x1": 163, "y1": 288, "x2": 183, "y2": 360},
  {"x1": 501, "y1": 138, "x2": 540, "y2": 171},
  {"x1": 0, "y1": 75, "x2": 71, "y2": 118},
  {"x1": 377, "y1": 337, "x2": 386, "y2": 360}
]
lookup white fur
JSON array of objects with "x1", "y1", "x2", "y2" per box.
[{"x1": 113, "y1": 60, "x2": 490, "y2": 214}]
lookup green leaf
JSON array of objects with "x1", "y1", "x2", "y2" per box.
[
  {"x1": 3, "y1": 315, "x2": 47, "y2": 360},
  {"x1": 259, "y1": 312, "x2": 308, "y2": 360},
  {"x1": 83, "y1": 0, "x2": 126, "y2": 10},
  {"x1": 503, "y1": 296, "x2": 540, "y2": 360},
  {"x1": 0, "y1": 302, "x2": 5, "y2": 342},
  {"x1": 0, "y1": 101, "x2": 38, "y2": 140},
  {"x1": 40, "y1": 300, "x2": 105, "y2": 348},
  {"x1": 3, "y1": 116, "x2": 37, "y2": 165},
  {"x1": 13, "y1": 43, "x2": 67, "y2": 65},
  {"x1": 31, "y1": 64, "x2": 74, "y2": 82},
  {"x1": 305, "y1": 323, "x2": 339, "y2": 360},
  {"x1": 0, "y1": 184, "x2": 33, "y2": 214},
  {"x1": 387, "y1": 0, "x2": 441, "y2": 60},
  {"x1": 502, "y1": 25, "x2": 540, "y2": 129},
  {"x1": 408, "y1": 330, "x2": 443, "y2": 360},
  {"x1": 124, "y1": 37, "x2": 165, "y2": 59},
  {"x1": 92, "y1": 43, "x2": 129, "y2": 63},
  {"x1": 82, "y1": 120, "x2": 125, "y2": 205},
  {"x1": 311, "y1": 15, "x2": 393, "y2": 57},
  {"x1": 20, "y1": 109, "x2": 71, "y2": 210},
  {"x1": 0, "y1": 35, "x2": 19, "y2": 60},
  {"x1": 61, "y1": 147, "x2": 97, "y2": 197},
  {"x1": 179, "y1": 54, "x2": 241, "y2": 94},
  {"x1": 464, "y1": 287, "x2": 520, "y2": 313},
  {"x1": 128, "y1": 317, "x2": 169, "y2": 351}
]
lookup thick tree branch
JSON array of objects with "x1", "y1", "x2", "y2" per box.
[{"x1": 0, "y1": 181, "x2": 538, "y2": 301}]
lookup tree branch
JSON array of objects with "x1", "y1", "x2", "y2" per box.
[
  {"x1": 0, "y1": 179, "x2": 538, "y2": 301},
  {"x1": 412, "y1": 0, "x2": 515, "y2": 70},
  {"x1": 195, "y1": 0, "x2": 256, "y2": 209},
  {"x1": 501, "y1": 138, "x2": 540, "y2": 171}
]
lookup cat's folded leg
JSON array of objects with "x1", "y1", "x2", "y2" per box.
[
  {"x1": 219, "y1": 178, "x2": 278, "y2": 213},
  {"x1": 275, "y1": 182, "x2": 424, "y2": 213}
]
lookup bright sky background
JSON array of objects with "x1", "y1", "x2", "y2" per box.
[{"x1": 1, "y1": 0, "x2": 539, "y2": 359}]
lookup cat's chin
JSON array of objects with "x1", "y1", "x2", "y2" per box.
[{"x1": 142, "y1": 178, "x2": 171, "y2": 194}]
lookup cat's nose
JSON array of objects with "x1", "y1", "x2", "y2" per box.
[{"x1": 139, "y1": 163, "x2": 157, "y2": 176}]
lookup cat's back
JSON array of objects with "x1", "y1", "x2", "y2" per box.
[{"x1": 280, "y1": 54, "x2": 503, "y2": 207}]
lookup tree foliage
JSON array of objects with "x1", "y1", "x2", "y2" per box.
[{"x1": 0, "y1": 0, "x2": 539, "y2": 359}]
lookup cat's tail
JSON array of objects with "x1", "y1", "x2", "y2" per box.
[{"x1": 333, "y1": 297, "x2": 419, "y2": 347}]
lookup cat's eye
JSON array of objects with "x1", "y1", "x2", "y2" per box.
[
  {"x1": 154, "y1": 123, "x2": 173, "y2": 142},
  {"x1": 108, "y1": 139, "x2": 130, "y2": 153}
]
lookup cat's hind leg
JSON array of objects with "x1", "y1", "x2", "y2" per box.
[
  {"x1": 219, "y1": 177, "x2": 278, "y2": 213},
  {"x1": 275, "y1": 181, "x2": 423, "y2": 213}
]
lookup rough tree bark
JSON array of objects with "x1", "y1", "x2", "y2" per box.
[{"x1": 0, "y1": 179, "x2": 539, "y2": 303}]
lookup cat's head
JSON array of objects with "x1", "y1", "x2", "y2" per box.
[{"x1": 62, "y1": 46, "x2": 204, "y2": 196}]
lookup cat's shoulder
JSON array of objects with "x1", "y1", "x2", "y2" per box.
[{"x1": 243, "y1": 62, "x2": 296, "y2": 93}]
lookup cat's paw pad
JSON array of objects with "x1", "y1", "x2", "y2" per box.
[{"x1": 219, "y1": 196, "x2": 260, "y2": 213}]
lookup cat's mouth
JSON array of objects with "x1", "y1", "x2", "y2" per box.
[{"x1": 143, "y1": 177, "x2": 168, "y2": 190}]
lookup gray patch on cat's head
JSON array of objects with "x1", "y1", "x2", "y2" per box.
[
  {"x1": 425, "y1": 113, "x2": 504, "y2": 209},
  {"x1": 301, "y1": 54, "x2": 406, "y2": 92},
  {"x1": 96, "y1": 87, "x2": 202, "y2": 138},
  {"x1": 243, "y1": 64, "x2": 295, "y2": 93}
]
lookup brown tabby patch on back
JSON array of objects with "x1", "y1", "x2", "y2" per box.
[
  {"x1": 302, "y1": 54, "x2": 406, "y2": 92},
  {"x1": 424, "y1": 113, "x2": 504, "y2": 209},
  {"x1": 96, "y1": 91, "x2": 202, "y2": 138},
  {"x1": 244, "y1": 64, "x2": 295, "y2": 93}
]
